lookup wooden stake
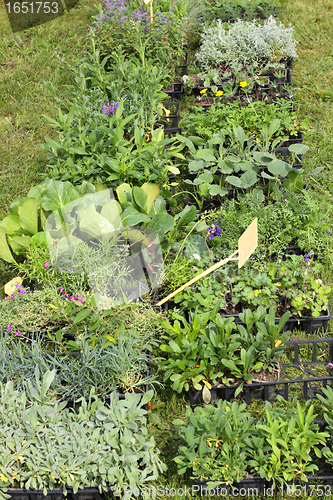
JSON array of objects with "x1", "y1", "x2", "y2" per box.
[{"x1": 156, "y1": 250, "x2": 239, "y2": 307}]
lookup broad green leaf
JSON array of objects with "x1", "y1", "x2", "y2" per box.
[
  {"x1": 133, "y1": 186, "x2": 148, "y2": 213},
  {"x1": 209, "y1": 185, "x2": 228, "y2": 197},
  {"x1": 267, "y1": 159, "x2": 292, "y2": 177},
  {"x1": 73, "y1": 308, "x2": 92, "y2": 325},
  {"x1": 141, "y1": 183, "x2": 160, "y2": 213},
  {"x1": 30, "y1": 231, "x2": 47, "y2": 246},
  {"x1": 68, "y1": 147, "x2": 88, "y2": 155},
  {"x1": 225, "y1": 175, "x2": 242, "y2": 188},
  {"x1": 10, "y1": 235, "x2": 31, "y2": 254},
  {"x1": 80, "y1": 205, "x2": 115, "y2": 238},
  {"x1": 175, "y1": 205, "x2": 197, "y2": 229},
  {"x1": 253, "y1": 152, "x2": 276, "y2": 164},
  {"x1": 126, "y1": 228, "x2": 153, "y2": 247},
  {"x1": 196, "y1": 150, "x2": 216, "y2": 162},
  {"x1": 101, "y1": 200, "x2": 123, "y2": 229},
  {"x1": 147, "y1": 213, "x2": 174, "y2": 236},
  {"x1": 41, "y1": 180, "x2": 79, "y2": 212},
  {"x1": 0, "y1": 227, "x2": 15, "y2": 263},
  {"x1": 121, "y1": 207, "x2": 151, "y2": 227},
  {"x1": 308, "y1": 167, "x2": 324, "y2": 176},
  {"x1": 116, "y1": 183, "x2": 132, "y2": 204},
  {"x1": 184, "y1": 234, "x2": 208, "y2": 259},
  {"x1": 9, "y1": 197, "x2": 26, "y2": 216},
  {"x1": 288, "y1": 144, "x2": 309, "y2": 155},
  {"x1": 268, "y1": 119, "x2": 281, "y2": 137},
  {"x1": 18, "y1": 197, "x2": 38, "y2": 235},
  {"x1": 0, "y1": 215, "x2": 21, "y2": 235},
  {"x1": 196, "y1": 171, "x2": 213, "y2": 184},
  {"x1": 168, "y1": 164, "x2": 180, "y2": 175},
  {"x1": 239, "y1": 169, "x2": 257, "y2": 188}
]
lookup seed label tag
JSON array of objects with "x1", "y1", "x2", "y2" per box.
[{"x1": 238, "y1": 218, "x2": 258, "y2": 269}]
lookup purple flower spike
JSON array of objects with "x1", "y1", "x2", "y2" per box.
[
  {"x1": 206, "y1": 223, "x2": 222, "y2": 240},
  {"x1": 304, "y1": 251, "x2": 314, "y2": 262}
]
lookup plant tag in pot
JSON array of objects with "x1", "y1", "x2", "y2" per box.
[{"x1": 202, "y1": 384, "x2": 211, "y2": 404}]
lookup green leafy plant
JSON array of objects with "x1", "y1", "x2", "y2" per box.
[
  {"x1": 159, "y1": 307, "x2": 290, "y2": 400},
  {"x1": 173, "y1": 398, "x2": 328, "y2": 487},
  {"x1": 0, "y1": 371, "x2": 165, "y2": 498},
  {"x1": 174, "y1": 131, "x2": 312, "y2": 208},
  {"x1": 228, "y1": 254, "x2": 331, "y2": 318},
  {"x1": 0, "y1": 332, "x2": 159, "y2": 400},
  {"x1": 0, "y1": 178, "x2": 90, "y2": 263},
  {"x1": 203, "y1": 0, "x2": 277, "y2": 23},
  {"x1": 0, "y1": 284, "x2": 63, "y2": 338},
  {"x1": 179, "y1": 99, "x2": 303, "y2": 143},
  {"x1": 41, "y1": 95, "x2": 184, "y2": 187},
  {"x1": 208, "y1": 186, "x2": 333, "y2": 264}
]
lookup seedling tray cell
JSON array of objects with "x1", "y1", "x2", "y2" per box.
[{"x1": 187, "y1": 337, "x2": 333, "y2": 405}]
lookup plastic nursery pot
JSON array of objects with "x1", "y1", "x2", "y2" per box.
[
  {"x1": 279, "y1": 131, "x2": 304, "y2": 149},
  {"x1": 175, "y1": 51, "x2": 189, "y2": 77},
  {"x1": 5, "y1": 486, "x2": 112, "y2": 500},
  {"x1": 162, "y1": 82, "x2": 184, "y2": 101},
  {"x1": 187, "y1": 364, "x2": 280, "y2": 407},
  {"x1": 275, "y1": 302, "x2": 331, "y2": 334},
  {"x1": 158, "y1": 101, "x2": 181, "y2": 129}
]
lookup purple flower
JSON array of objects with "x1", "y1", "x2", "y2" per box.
[
  {"x1": 7, "y1": 326, "x2": 12, "y2": 332},
  {"x1": 19, "y1": 290, "x2": 25, "y2": 294},
  {"x1": 304, "y1": 251, "x2": 313, "y2": 262},
  {"x1": 11, "y1": 294, "x2": 15, "y2": 299},
  {"x1": 206, "y1": 223, "x2": 222, "y2": 240},
  {"x1": 59, "y1": 287, "x2": 64, "y2": 292},
  {"x1": 102, "y1": 101, "x2": 120, "y2": 115},
  {"x1": 14, "y1": 332, "x2": 20, "y2": 337},
  {"x1": 77, "y1": 296, "x2": 84, "y2": 302},
  {"x1": 7, "y1": 350, "x2": 11, "y2": 355},
  {"x1": 44, "y1": 262, "x2": 50, "y2": 268}
]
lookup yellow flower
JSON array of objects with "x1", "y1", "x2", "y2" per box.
[
  {"x1": 0, "y1": 474, "x2": 8, "y2": 483},
  {"x1": 240, "y1": 81, "x2": 248, "y2": 88},
  {"x1": 10, "y1": 473, "x2": 17, "y2": 479},
  {"x1": 200, "y1": 88, "x2": 207, "y2": 94},
  {"x1": 275, "y1": 340, "x2": 283, "y2": 348},
  {"x1": 215, "y1": 90, "x2": 224, "y2": 96}
]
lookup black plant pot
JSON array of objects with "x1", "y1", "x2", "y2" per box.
[{"x1": 5, "y1": 486, "x2": 112, "y2": 500}]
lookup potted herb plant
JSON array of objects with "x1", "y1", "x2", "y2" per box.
[
  {"x1": 159, "y1": 306, "x2": 291, "y2": 404},
  {"x1": 0, "y1": 371, "x2": 165, "y2": 499},
  {"x1": 173, "y1": 398, "x2": 328, "y2": 490}
]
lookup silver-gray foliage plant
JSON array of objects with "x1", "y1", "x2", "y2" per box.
[
  {"x1": 0, "y1": 370, "x2": 165, "y2": 499},
  {"x1": 195, "y1": 16, "x2": 298, "y2": 71}
]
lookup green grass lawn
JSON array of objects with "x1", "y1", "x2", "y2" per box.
[
  {"x1": 0, "y1": 0, "x2": 98, "y2": 287},
  {"x1": 1, "y1": 0, "x2": 333, "y2": 497}
]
